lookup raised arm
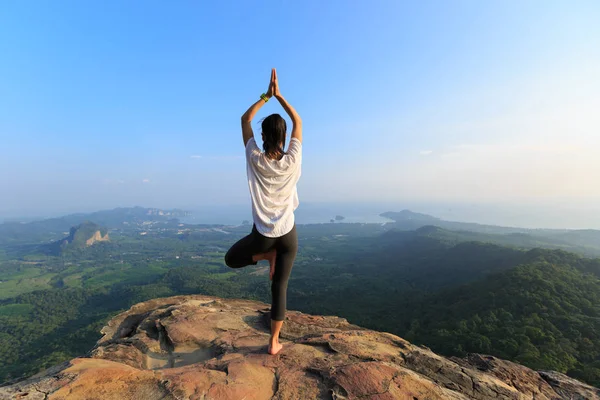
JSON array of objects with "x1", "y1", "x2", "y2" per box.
[
  {"x1": 272, "y1": 69, "x2": 302, "y2": 143},
  {"x1": 241, "y1": 69, "x2": 275, "y2": 146}
]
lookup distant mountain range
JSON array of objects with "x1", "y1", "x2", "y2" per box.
[
  {"x1": 381, "y1": 210, "x2": 600, "y2": 257},
  {"x1": 0, "y1": 207, "x2": 189, "y2": 245},
  {"x1": 1, "y1": 206, "x2": 599, "y2": 256},
  {"x1": 382, "y1": 209, "x2": 545, "y2": 233}
]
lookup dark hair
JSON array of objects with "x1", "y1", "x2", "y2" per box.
[{"x1": 261, "y1": 114, "x2": 287, "y2": 160}]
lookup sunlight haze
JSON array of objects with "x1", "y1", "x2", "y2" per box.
[{"x1": 1, "y1": 0, "x2": 599, "y2": 226}]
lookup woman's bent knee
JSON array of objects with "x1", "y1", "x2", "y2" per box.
[
  {"x1": 224, "y1": 249, "x2": 253, "y2": 269},
  {"x1": 224, "y1": 251, "x2": 236, "y2": 268}
]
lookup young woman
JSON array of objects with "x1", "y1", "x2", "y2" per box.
[{"x1": 224, "y1": 68, "x2": 302, "y2": 355}]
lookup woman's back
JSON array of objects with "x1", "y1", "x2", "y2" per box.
[{"x1": 245, "y1": 137, "x2": 302, "y2": 237}]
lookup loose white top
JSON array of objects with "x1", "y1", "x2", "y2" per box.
[{"x1": 245, "y1": 137, "x2": 302, "y2": 237}]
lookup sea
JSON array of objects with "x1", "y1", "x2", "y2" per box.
[{"x1": 178, "y1": 203, "x2": 396, "y2": 226}]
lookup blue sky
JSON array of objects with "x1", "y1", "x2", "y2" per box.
[{"x1": 1, "y1": 1, "x2": 599, "y2": 220}]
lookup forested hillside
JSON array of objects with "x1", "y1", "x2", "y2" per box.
[
  {"x1": 403, "y1": 250, "x2": 600, "y2": 386},
  {"x1": 1, "y1": 209, "x2": 599, "y2": 387}
]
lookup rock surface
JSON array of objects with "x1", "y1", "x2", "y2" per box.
[
  {"x1": 84, "y1": 230, "x2": 109, "y2": 246},
  {"x1": 1, "y1": 295, "x2": 598, "y2": 400}
]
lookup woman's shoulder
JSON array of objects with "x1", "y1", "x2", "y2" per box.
[{"x1": 286, "y1": 139, "x2": 302, "y2": 159}]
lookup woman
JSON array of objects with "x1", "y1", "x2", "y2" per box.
[{"x1": 224, "y1": 68, "x2": 302, "y2": 355}]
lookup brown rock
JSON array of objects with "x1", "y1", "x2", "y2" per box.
[
  {"x1": 85, "y1": 230, "x2": 109, "y2": 246},
  {"x1": 49, "y1": 358, "x2": 172, "y2": 400},
  {"x1": 539, "y1": 370, "x2": 600, "y2": 400},
  {"x1": 2, "y1": 295, "x2": 598, "y2": 400}
]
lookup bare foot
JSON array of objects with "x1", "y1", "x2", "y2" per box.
[
  {"x1": 268, "y1": 340, "x2": 283, "y2": 355},
  {"x1": 266, "y1": 249, "x2": 277, "y2": 280},
  {"x1": 252, "y1": 249, "x2": 277, "y2": 280}
]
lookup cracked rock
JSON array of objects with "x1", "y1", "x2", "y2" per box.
[{"x1": 1, "y1": 295, "x2": 597, "y2": 400}]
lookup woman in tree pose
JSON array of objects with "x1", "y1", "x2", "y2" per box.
[{"x1": 225, "y1": 68, "x2": 302, "y2": 355}]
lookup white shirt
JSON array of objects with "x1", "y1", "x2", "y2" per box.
[{"x1": 245, "y1": 137, "x2": 302, "y2": 237}]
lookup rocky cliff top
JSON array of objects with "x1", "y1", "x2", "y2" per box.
[{"x1": 1, "y1": 295, "x2": 598, "y2": 400}]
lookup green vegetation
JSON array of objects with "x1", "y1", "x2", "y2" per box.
[
  {"x1": 402, "y1": 250, "x2": 600, "y2": 386},
  {"x1": 0, "y1": 267, "x2": 58, "y2": 299},
  {"x1": 1, "y1": 207, "x2": 600, "y2": 387},
  {"x1": 383, "y1": 210, "x2": 600, "y2": 257},
  {"x1": 0, "y1": 303, "x2": 33, "y2": 317}
]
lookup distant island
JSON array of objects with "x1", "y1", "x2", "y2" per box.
[
  {"x1": 329, "y1": 215, "x2": 345, "y2": 223},
  {"x1": 380, "y1": 209, "x2": 441, "y2": 223}
]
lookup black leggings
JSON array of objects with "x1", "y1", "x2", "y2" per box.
[{"x1": 224, "y1": 225, "x2": 298, "y2": 321}]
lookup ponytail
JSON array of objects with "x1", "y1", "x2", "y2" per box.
[
  {"x1": 261, "y1": 114, "x2": 287, "y2": 160},
  {"x1": 264, "y1": 141, "x2": 285, "y2": 160}
]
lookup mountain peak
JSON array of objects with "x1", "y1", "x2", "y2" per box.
[
  {"x1": 2, "y1": 295, "x2": 597, "y2": 399},
  {"x1": 415, "y1": 225, "x2": 446, "y2": 235},
  {"x1": 381, "y1": 210, "x2": 441, "y2": 222},
  {"x1": 61, "y1": 221, "x2": 109, "y2": 250}
]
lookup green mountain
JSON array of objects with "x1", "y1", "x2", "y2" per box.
[
  {"x1": 382, "y1": 210, "x2": 600, "y2": 257},
  {"x1": 40, "y1": 221, "x2": 110, "y2": 256},
  {"x1": 381, "y1": 209, "x2": 441, "y2": 223},
  {"x1": 382, "y1": 210, "x2": 526, "y2": 233},
  {"x1": 403, "y1": 249, "x2": 600, "y2": 386},
  {"x1": 60, "y1": 222, "x2": 109, "y2": 250}
]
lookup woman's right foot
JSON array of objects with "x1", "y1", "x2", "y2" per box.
[
  {"x1": 268, "y1": 339, "x2": 283, "y2": 355},
  {"x1": 252, "y1": 249, "x2": 277, "y2": 280},
  {"x1": 265, "y1": 249, "x2": 277, "y2": 280}
]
